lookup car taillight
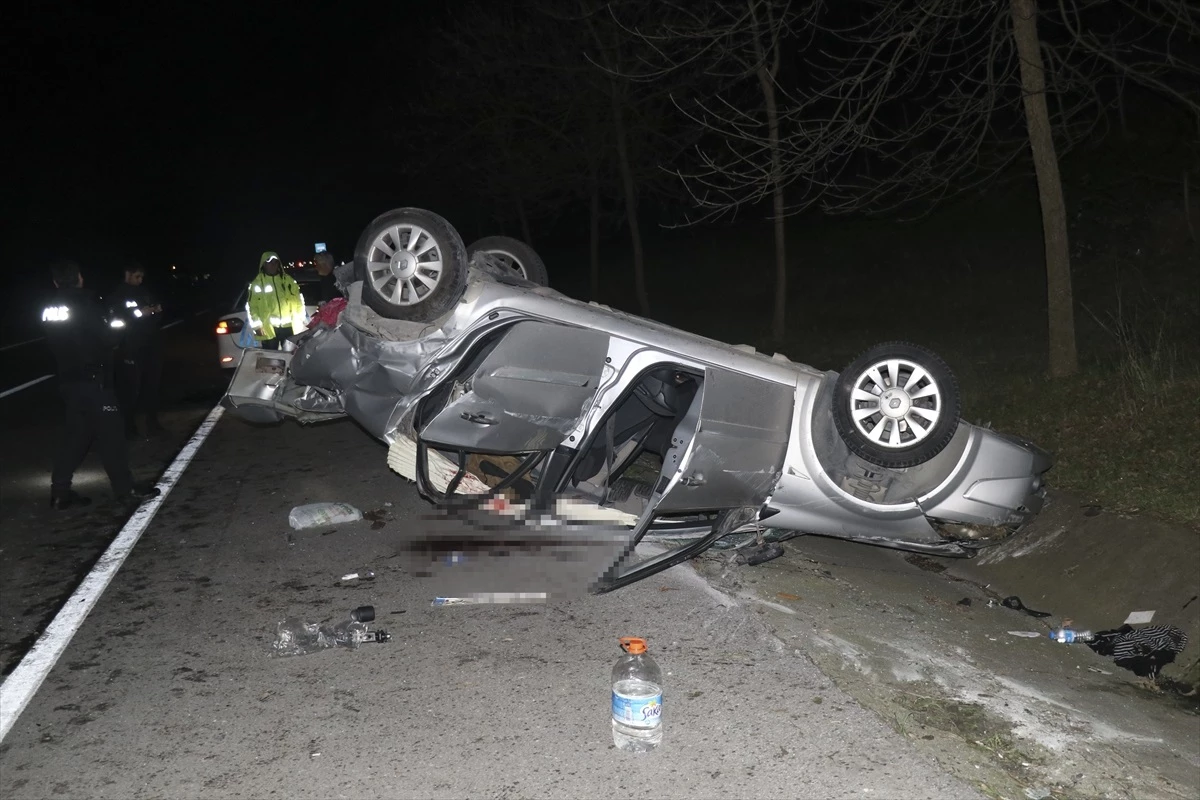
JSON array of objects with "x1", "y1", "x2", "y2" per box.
[
  {"x1": 216, "y1": 318, "x2": 244, "y2": 335},
  {"x1": 220, "y1": 356, "x2": 234, "y2": 363}
]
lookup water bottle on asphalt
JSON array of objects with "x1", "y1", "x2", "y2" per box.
[
  {"x1": 611, "y1": 636, "x2": 663, "y2": 752},
  {"x1": 1049, "y1": 627, "x2": 1095, "y2": 644}
]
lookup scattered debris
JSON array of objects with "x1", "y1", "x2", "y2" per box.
[
  {"x1": 1123, "y1": 610, "x2": 1155, "y2": 625},
  {"x1": 1023, "y1": 787, "x2": 1052, "y2": 800},
  {"x1": 340, "y1": 570, "x2": 376, "y2": 583},
  {"x1": 956, "y1": 597, "x2": 972, "y2": 607},
  {"x1": 1001, "y1": 596, "x2": 1051, "y2": 618},
  {"x1": 1085, "y1": 624, "x2": 1188, "y2": 679},
  {"x1": 736, "y1": 543, "x2": 785, "y2": 566},
  {"x1": 1007, "y1": 631, "x2": 1043, "y2": 638},
  {"x1": 1087, "y1": 666, "x2": 1113, "y2": 675},
  {"x1": 776, "y1": 592, "x2": 802, "y2": 602},
  {"x1": 289, "y1": 502, "x2": 363, "y2": 530},
  {"x1": 272, "y1": 606, "x2": 391, "y2": 656}
]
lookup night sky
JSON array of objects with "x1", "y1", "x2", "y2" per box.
[{"x1": 8, "y1": 1, "x2": 452, "y2": 294}]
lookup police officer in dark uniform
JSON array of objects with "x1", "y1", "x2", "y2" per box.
[
  {"x1": 42, "y1": 259, "x2": 161, "y2": 511},
  {"x1": 107, "y1": 261, "x2": 165, "y2": 438}
]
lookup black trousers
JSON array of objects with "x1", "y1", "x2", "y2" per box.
[
  {"x1": 116, "y1": 343, "x2": 163, "y2": 429},
  {"x1": 52, "y1": 379, "x2": 134, "y2": 497},
  {"x1": 260, "y1": 326, "x2": 294, "y2": 350}
]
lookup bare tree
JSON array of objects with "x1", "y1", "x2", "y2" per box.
[
  {"x1": 624, "y1": 0, "x2": 1199, "y2": 375},
  {"x1": 567, "y1": 0, "x2": 709, "y2": 314},
  {"x1": 606, "y1": 0, "x2": 810, "y2": 340},
  {"x1": 414, "y1": 0, "x2": 692, "y2": 307}
]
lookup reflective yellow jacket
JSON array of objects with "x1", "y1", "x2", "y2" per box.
[{"x1": 247, "y1": 251, "x2": 305, "y2": 341}]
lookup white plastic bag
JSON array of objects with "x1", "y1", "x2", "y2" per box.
[{"x1": 288, "y1": 502, "x2": 363, "y2": 530}]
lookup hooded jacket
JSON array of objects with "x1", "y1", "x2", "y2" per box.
[{"x1": 247, "y1": 251, "x2": 305, "y2": 341}]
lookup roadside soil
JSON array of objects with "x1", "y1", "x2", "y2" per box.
[{"x1": 692, "y1": 491, "x2": 1200, "y2": 800}]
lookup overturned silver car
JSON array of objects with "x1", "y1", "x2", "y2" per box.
[{"x1": 223, "y1": 207, "x2": 1053, "y2": 593}]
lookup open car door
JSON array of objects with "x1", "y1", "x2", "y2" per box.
[
  {"x1": 411, "y1": 320, "x2": 611, "y2": 500},
  {"x1": 580, "y1": 364, "x2": 796, "y2": 592}
]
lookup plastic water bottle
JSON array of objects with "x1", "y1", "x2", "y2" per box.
[
  {"x1": 1049, "y1": 627, "x2": 1095, "y2": 644},
  {"x1": 611, "y1": 636, "x2": 663, "y2": 752}
]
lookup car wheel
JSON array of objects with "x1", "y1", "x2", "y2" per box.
[
  {"x1": 831, "y1": 341, "x2": 961, "y2": 469},
  {"x1": 466, "y1": 235, "x2": 550, "y2": 286},
  {"x1": 354, "y1": 207, "x2": 468, "y2": 321}
]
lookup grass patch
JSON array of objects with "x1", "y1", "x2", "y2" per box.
[
  {"x1": 893, "y1": 691, "x2": 1033, "y2": 762},
  {"x1": 963, "y1": 366, "x2": 1200, "y2": 527}
]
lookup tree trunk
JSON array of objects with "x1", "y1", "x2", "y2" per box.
[
  {"x1": 611, "y1": 88, "x2": 650, "y2": 315},
  {"x1": 589, "y1": 178, "x2": 602, "y2": 300},
  {"x1": 1011, "y1": 0, "x2": 1077, "y2": 378},
  {"x1": 515, "y1": 194, "x2": 533, "y2": 247},
  {"x1": 758, "y1": 64, "x2": 787, "y2": 342}
]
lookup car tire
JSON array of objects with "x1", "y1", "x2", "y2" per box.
[
  {"x1": 354, "y1": 207, "x2": 468, "y2": 322},
  {"x1": 466, "y1": 236, "x2": 550, "y2": 286},
  {"x1": 831, "y1": 341, "x2": 961, "y2": 469}
]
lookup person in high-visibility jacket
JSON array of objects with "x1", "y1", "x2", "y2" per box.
[{"x1": 246, "y1": 251, "x2": 306, "y2": 349}]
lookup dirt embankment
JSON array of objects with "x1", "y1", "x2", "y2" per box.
[{"x1": 691, "y1": 489, "x2": 1200, "y2": 800}]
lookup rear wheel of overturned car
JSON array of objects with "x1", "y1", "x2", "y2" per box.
[
  {"x1": 355, "y1": 207, "x2": 468, "y2": 322},
  {"x1": 466, "y1": 235, "x2": 550, "y2": 286},
  {"x1": 832, "y1": 341, "x2": 961, "y2": 469}
]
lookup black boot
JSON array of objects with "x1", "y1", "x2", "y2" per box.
[{"x1": 51, "y1": 489, "x2": 92, "y2": 511}]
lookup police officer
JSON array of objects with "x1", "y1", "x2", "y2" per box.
[
  {"x1": 107, "y1": 261, "x2": 165, "y2": 438},
  {"x1": 42, "y1": 259, "x2": 161, "y2": 511}
]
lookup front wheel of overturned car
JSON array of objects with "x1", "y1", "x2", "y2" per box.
[
  {"x1": 355, "y1": 207, "x2": 469, "y2": 322},
  {"x1": 832, "y1": 341, "x2": 961, "y2": 469},
  {"x1": 466, "y1": 235, "x2": 550, "y2": 286}
]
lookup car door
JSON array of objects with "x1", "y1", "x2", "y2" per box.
[
  {"x1": 651, "y1": 366, "x2": 795, "y2": 513},
  {"x1": 416, "y1": 320, "x2": 611, "y2": 454}
]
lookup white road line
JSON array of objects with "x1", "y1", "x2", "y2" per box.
[
  {"x1": 192, "y1": 308, "x2": 212, "y2": 318},
  {"x1": 0, "y1": 374, "x2": 53, "y2": 399},
  {"x1": 0, "y1": 403, "x2": 226, "y2": 744},
  {"x1": 0, "y1": 337, "x2": 45, "y2": 352},
  {"x1": 162, "y1": 319, "x2": 183, "y2": 330}
]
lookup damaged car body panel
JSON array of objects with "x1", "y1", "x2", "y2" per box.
[{"x1": 221, "y1": 207, "x2": 1053, "y2": 592}]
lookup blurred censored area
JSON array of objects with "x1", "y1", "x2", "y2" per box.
[{"x1": 399, "y1": 496, "x2": 636, "y2": 600}]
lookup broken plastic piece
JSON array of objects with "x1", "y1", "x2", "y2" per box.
[
  {"x1": 289, "y1": 502, "x2": 363, "y2": 530},
  {"x1": 1000, "y1": 595, "x2": 1051, "y2": 618},
  {"x1": 1007, "y1": 631, "x2": 1043, "y2": 638},
  {"x1": 272, "y1": 611, "x2": 391, "y2": 657},
  {"x1": 736, "y1": 543, "x2": 785, "y2": 566},
  {"x1": 340, "y1": 570, "x2": 376, "y2": 582}
]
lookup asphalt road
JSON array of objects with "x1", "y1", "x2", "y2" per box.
[
  {"x1": 0, "y1": 315, "x2": 226, "y2": 676},
  {"x1": 0, "y1": 322, "x2": 983, "y2": 799}
]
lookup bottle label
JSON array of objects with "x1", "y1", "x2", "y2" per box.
[{"x1": 612, "y1": 688, "x2": 663, "y2": 729}]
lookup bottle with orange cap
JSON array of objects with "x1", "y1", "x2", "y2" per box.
[{"x1": 611, "y1": 636, "x2": 663, "y2": 752}]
